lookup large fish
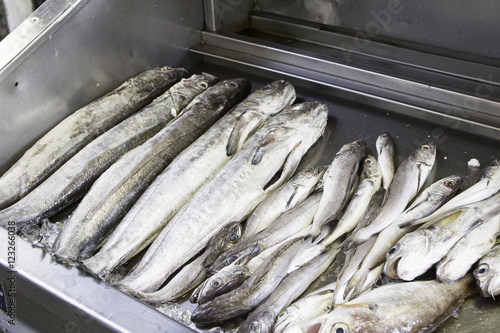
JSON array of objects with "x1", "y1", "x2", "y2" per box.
[
  {"x1": 375, "y1": 132, "x2": 395, "y2": 189},
  {"x1": 474, "y1": 244, "x2": 500, "y2": 297},
  {"x1": 347, "y1": 142, "x2": 436, "y2": 248},
  {"x1": 115, "y1": 102, "x2": 328, "y2": 293},
  {"x1": 294, "y1": 276, "x2": 473, "y2": 333},
  {"x1": 82, "y1": 80, "x2": 295, "y2": 277},
  {"x1": 50, "y1": 73, "x2": 219, "y2": 262},
  {"x1": 0, "y1": 66, "x2": 187, "y2": 210}
]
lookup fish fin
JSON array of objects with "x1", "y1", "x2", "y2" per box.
[
  {"x1": 262, "y1": 142, "x2": 302, "y2": 191},
  {"x1": 285, "y1": 186, "x2": 299, "y2": 209},
  {"x1": 226, "y1": 114, "x2": 250, "y2": 156},
  {"x1": 251, "y1": 130, "x2": 280, "y2": 165}
]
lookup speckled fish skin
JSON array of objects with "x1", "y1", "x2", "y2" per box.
[
  {"x1": 474, "y1": 244, "x2": 500, "y2": 297},
  {"x1": 134, "y1": 221, "x2": 242, "y2": 304},
  {"x1": 298, "y1": 275, "x2": 472, "y2": 333},
  {"x1": 50, "y1": 74, "x2": 219, "y2": 263},
  {"x1": 0, "y1": 66, "x2": 187, "y2": 211},
  {"x1": 82, "y1": 80, "x2": 295, "y2": 278},
  {"x1": 311, "y1": 140, "x2": 366, "y2": 233},
  {"x1": 348, "y1": 142, "x2": 436, "y2": 248},
  {"x1": 384, "y1": 193, "x2": 500, "y2": 281},
  {"x1": 242, "y1": 166, "x2": 326, "y2": 239},
  {"x1": 237, "y1": 243, "x2": 340, "y2": 333},
  {"x1": 438, "y1": 213, "x2": 500, "y2": 283},
  {"x1": 115, "y1": 102, "x2": 328, "y2": 294},
  {"x1": 191, "y1": 237, "x2": 312, "y2": 325},
  {"x1": 376, "y1": 132, "x2": 395, "y2": 190}
]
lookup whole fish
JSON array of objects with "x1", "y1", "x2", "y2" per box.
[
  {"x1": 82, "y1": 80, "x2": 294, "y2": 277},
  {"x1": 311, "y1": 140, "x2": 366, "y2": 233},
  {"x1": 437, "y1": 213, "x2": 500, "y2": 283},
  {"x1": 320, "y1": 155, "x2": 381, "y2": 246},
  {"x1": 474, "y1": 244, "x2": 500, "y2": 297},
  {"x1": 49, "y1": 73, "x2": 219, "y2": 262},
  {"x1": 347, "y1": 142, "x2": 436, "y2": 248},
  {"x1": 384, "y1": 193, "x2": 500, "y2": 281},
  {"x1": 191, "y1": 236, "x2": 311, "y2": 325},
  {"x1": 134, "y1": 221, "x2": 242, "y2": 304},
  {"x1": 237, "y1": 243, "x2": 340, "y2": 333},
  {"x1": 242, "y1": 166, "x2": 325, "y2": 238},
  {"x1": 0, "y1": 66, "x2": 187, "y2": 210},
  {"x1": 209, "y1": 191, "x2": 322, "y2": 274},
  {"x1": 401, "y1": 158, "x2": 500, "y2": 228},
  {"x1": 376, "y1": 132, "x2": 395, "y2": 189},
  {"x1": 347, "y1": 175, "x2": 462, "y2": 296},
  {"x1": 273, "y1": 282, "x2": 337, "y2": 333},
  {"x1": 115, "y1": 102, "x2": 328, "y2": 293},
  {"x1": 296, "y1": 276, "x2": 473, "y2": 333}
]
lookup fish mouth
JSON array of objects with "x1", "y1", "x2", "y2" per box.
[{"x1": 384, "y1": 256, "x2": 401, "y2": 279}]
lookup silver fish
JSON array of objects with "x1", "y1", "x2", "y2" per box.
[
  {"x1": 376, "y1": 132, "x2": 395, "y2": 189},
  {"x1": 474, "y1": 244, "x2": 500, "y2": 297},
  {"x1": 82, "y1": 80, "x2": 294, "y2": 277},
  {"x1": 297, "y1": 276, "x2": 473, "y2": 333},
  {"x1": 348, "y1": 142, "x2": 436, "y2": 248},
  {"x1": 134, "y1": 221, "x2": 242, "y2": 304},
  {"x1": 242, "y1": 166, "x2": 325, "y2": 238},
  {"x1": 237, "y1": 243, "x2": 340, "y2": 333},
  {"x1": 384, "y1": 193, "x2": 500, "y2": 281},
  {"x1": 191, "y1": 236, "x2": 312, "y2": 325},
  {"x1": 50, "y1": 73, "x2": 219, "y2": 262},
  {"x1": 0, "y1": 66, "x2": 187, "y2": 210},
  {"x1": 311, "y1": 140, "x2": 366, "y2": 234},
  {"x1": 437, "y1": 213, "x2": 500, "y2": 283},
  {"x1": 115, "y1": 102, "x2": 328, "y2": 293}
]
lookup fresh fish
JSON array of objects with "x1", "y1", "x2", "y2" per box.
[
  {"x1": 273, "y1": 282, "x2": 337, "y2": 333},
  {"x1": 437, "y1": 213, "x2": 500, "y2": 283},
  {"x1": 49, "y1": 74, "x2": 219, "y2": 262},
  {"x1": 0, "y1": 66, "x2": 187, "y2": 210},
  {"x1": 384, "y1": 193, "x2": 500, "y2": 281},
  {"x1": 191, "y1": 236, "x2": 312, "y2": 325},
  {"x1": 401, "y1": 159, "x2": 500, "y2": 228},
  {"x1": 297, "y1": 275, "x2": 473, "y2": 333},
  {"x1": 209, "y1": 191, "x2": 322, "y2": 274},
  {"x1": 115, "y1": 102, "x2": 328, "y2": 293},
  {"x1": 237, "y1": 243, "x2": 340, "y2": 333},
  {"x1": 319, "y1": 155, "x2": 381, "y2": 246},
  {"x1": 474, "y1": 244, "x2": 500, "y2": 297},
  {"x1": 242, "y1": 166, "x2": 325, "y2": 238},
  {"x1": 311, "y1": 140, "x2": 366, "y2": 233},
  {"x1": 82, "y1": 80, "x2": 294, "y2": 277},
  {"x1": 134, "y1": 221, "x2": 242, "y2": 304},
  {"x1": 376, "y1": 132, "x2": 395, "y2": 189},
  {"x1": 347, "y1": 142, "x2": 436, "y2": 248},
  {"x1": 347, "y1": 175, "x2": 462, "y2": 296}
]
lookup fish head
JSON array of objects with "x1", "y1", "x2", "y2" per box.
[
  {"x1": 205, "y1": 221, "x2": 243, "y2": 264},
  {"x1": 239, "y1": 310, "x2": 276, "y2": 333},
  {"x1": 375, "y1": 132, "x2": 394, "y2": 152},
  {"x1": 274, "y1": 304, "x2": 301, "y2": 331},
  {"x1": 207, "y1": 78, "x2": 252, "y2": 109},
  {"x1": 195, "y1": 265, "x2": 249, "y2": 304},
  {"x1": 482, "y1": 159, "x2": 500, "y2": 183},
  {"x1": 300, "y1": 307, "x2": 375, "y2": 333},
  {"x1": 431, "y1": 175, "x2": 463, "y2": 204},
  {"x1": 361, "y1": 155, "x2": 382, "y2": 182},
  {"x1": 412, "y1": 141, "x2": 437, "y2": 167},
  {"x1": 255, "y1": 80, "x2": 296, "y2": 112},
  {"x1": 158, "y1": 66, "x2": 189, "y2": 81},
  {"x1": 474, "y1": 262, "x2": 500, "y2": 297},
  {"x1": 335, "y1": 140, "x2": 366, "y2": 159},
  {"x1": 209, "y1": 242, "x2": 262, "y2": 274},
  {"x1": 178, "y1": 73, "x2": 219, "y2": 94}
]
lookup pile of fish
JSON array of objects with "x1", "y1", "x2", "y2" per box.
[{"x1": 1, "y1": 66, "x2": 500, "y2": 332}]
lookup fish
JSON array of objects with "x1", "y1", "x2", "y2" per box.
[
  {"x1": 347, "y1": 142, "x2": 436, "y2": 248},
  {"x1": 437, "y1": 213, "x2": 500, "y2": 283},
  {"x1": 191, "y1": 236, "x2": 312, "y2": 325},
  {"x1": 49, "y1": 73, "x2": 219, "y2": 262},
  {"x1": 296, "y1": 275, "x2": 473, "y2": 333},
  {"x1": 401, "y1": 158, "x2": 500, "y2": 228},
  {"x1": 311, "y1": 140, "x2": 366, "y2": 233},
  {"x1": 237, "y1": 243, "x2": 340, "y2": 333},
  {"x1": 115, "y1": 102, "x2": 328, "y2": 293},
  {"x1": 134, "y1": 221, "x2": 242, "y2": 304},
  {"x1": 82, "y1": 80, "x2": 294, "y2": 278},
  {"x1": 384, "y1": 193, "x2": 500, "y2": 281},
  {"x1": 319, "y1": 155, "x2": 382, "y2": 246},
  {"x1": 209, "y1": 191, "x2": 322, "y2": 274},
  {"x1": 242, "y1": 166, "x2": 326, "y2": 238},
  {"x1": 0, "y1": 66, "x2": 187, "y2": 210},
  {"x1": 376, "y1": 132, "x2": 395, "y2": 189},
  {"x1": 474, "y1": 244, "x2": 500, "y2": 297},
  {"x1": 273, "y1": 282, "x2": 337, "y2": 333},
  {"x1": 347, "y1": 175, "x2": 462, "y2": 297}
]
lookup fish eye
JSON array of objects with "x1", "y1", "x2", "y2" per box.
[
  {"x1": 167, "y1": 66, "x2": 172, "y2": 70},
  {"x1": 261, "y1": 84, "x2": 273, "y2": 91},
  {"x1": 444, "y1": 180, "x2": 456, "y2": 188},
  {"x1": 475, "y1": 264, "x2": 489, "y2": 276},
  {"x1": 250, "y1": 323, "x2": 261, "y2": 333},
  {"x1": 332, "y1": 323, "x2": 350, "y2": 333},
  {"x1": 388, "y1": 246, "x2": 397, "y2": 255},
  {"x1": 365, "y1": 158, "x2": 373, "y2": 164},
  {"x1": 198, "y1": 81, "x2": 209, "y2": 89},
  {"x1": 229, "y1": 234, "x2": 238, "y2": 243},
  {"x1": 489, "y1": 160, "x2": 498, "y2": 166},
  {"x1": 421, "y1": 144, "x2": 431, "y2": 150},
  {"x1": 228, "y1": 82, "x2": 239, "y2": 88},
  {"x1": 305, "y1": 168, "x2": 314, "y2": 174},
  {"x1": 212, "y1": 279, "x2": 222, "y2": 288}
]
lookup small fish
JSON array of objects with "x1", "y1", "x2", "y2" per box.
[
  {"x1": 347, "y1": 142, "x2": 436, "y2": 248},
  {"x1": 376, "y1": 132, "x2": 395, "y2": 189},
  {"x1": 474, "y1": 244, "x2": 500, "y2": 297}
]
